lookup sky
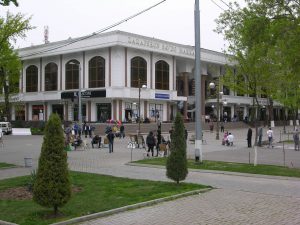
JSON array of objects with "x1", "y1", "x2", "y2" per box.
[{"x1": 0, "y1": 0, "x2": 242, "y2": 52}]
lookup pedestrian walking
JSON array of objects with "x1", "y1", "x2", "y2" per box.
[
  {"x1": 73, "y1": 122, "x2": 79, "y2": 136},
  {"x1": 220, "y1": 122, "x2": 224, "y2": 132},
  {"x1": 247, "y1": 127, "x2": 252, "y2": 148},
  {"x1": 266, "y1": 127, "x2": 274, "y2": 148},
  {"x1": 87, "y1": 123, "x2": 92, "y2": 138},
  {"x1": 83, "y1": 121, "x2": 88, "y2": 138},
  {"x1": 106, "y1": 129, "x2": 115, "y2": 153},
  {"x1": 209, "y1": 121, "x2": 214, "y2": 132},
  {"x1": 258, "y1": 127, "x2": 263, "y2": 147},
  {"x1": 119, "y1": 124, "x2": 125, "y2": 138},
  {"x1": 293, "y1": 128, "x2": 300, "y2": 151},
  {"x1": 146, "y1": 131, "x2": 156, "y2": 157}
]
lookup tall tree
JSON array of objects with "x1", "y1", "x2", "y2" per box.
[
  {"x1": 0, "y1": 0, "x2": 18, "y2": 6},
  {"x1": 0, "y1": 12, "x2": 33, "y2": 120},
  {"x1": 216, "y1": 0, "x2": 300, "y2": 134},
  {"x1": 166, "y1": 112, "x2": 188, "y2": 184},
  {"x1": 33, "y1": 113, "x2": 71, "y2": 215}
]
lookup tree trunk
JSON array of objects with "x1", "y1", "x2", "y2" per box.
[
  {"x1": 54, "y1": 205, "x2": 58, "y2": 215},
  {"x1": 4, "y1": 81, "x2": 10, "y2": 121}
]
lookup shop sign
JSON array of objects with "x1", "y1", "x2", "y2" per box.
[
  {"x1": 155, "y1": 93, "x2": 170, "y2": 99},
  {"x1": 61, "y1": 90, "x2": 106, "y2": 99}
]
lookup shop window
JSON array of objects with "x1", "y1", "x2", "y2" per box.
[
  {"x1": 96, "y1": 103, "x2": 111, "y2": 122},
  {"x1": 32, "y1": 105, "x2": 44, "y2": 121},
  {"x1": 149, "y1": 103, "x2": 163, "y2": 121}
]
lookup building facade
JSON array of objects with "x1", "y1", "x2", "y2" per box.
[{"x1": 12, "y1": 30, "x2": 282, "y2": 123}]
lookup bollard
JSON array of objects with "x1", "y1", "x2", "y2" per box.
[{"x1": 24, "y1": 157, "x2": 33, "y2": 167}]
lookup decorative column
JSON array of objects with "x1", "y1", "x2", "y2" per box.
[
  {"x1": 119, "y1": 100, "x2": 122, "y2": 121},
  {"x1": 44, "y1": 102, "x2": 48, "y2": 121},
  {"x1": 183, "y1": 72, "x2": 189, "y2": 119}
]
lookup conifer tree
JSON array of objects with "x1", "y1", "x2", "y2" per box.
[
  {"x1": 33, "y1": 113, "x2": 71, "y2": 215},
  {"x1": 166, "y1": 112, "x2": 188, "y2": 184}
]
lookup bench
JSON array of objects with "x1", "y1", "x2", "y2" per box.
[
  {"x1": 189, "y1": 134, "x2": 207, "y2": 144},
  {"x1": 129, "y1": 134, "x2": 146, "y2": 149}
]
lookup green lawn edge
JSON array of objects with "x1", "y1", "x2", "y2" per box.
[
  {"x1": 133, "y1": 158, "x2": 300, "y2": 178},
  {"x1": 0, "y1": 162, "x2": 16, "y2": 169},
  {"x1": 0, "y1": 171, "x2": 209, "y2": 225}
]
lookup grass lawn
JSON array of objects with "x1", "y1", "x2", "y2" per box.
[
  {"x1": 0, "y1": 171, "x2": 208, "y2": 225},
  {"x1": 134, "y1": 158, "x2": 300, "y2": 178},
  {"x1": 0, "y1": 162, "x2": 15, "y2": 169}
]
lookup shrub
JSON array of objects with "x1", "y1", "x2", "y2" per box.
[
  {"x1": 27, "y1": 170, "x2": 37, "y2": 192},
  {"x1": 33, "y1": 113, "x2": 71, "y2": 215},
  {"x1": 166, "y1": 112, "x2": 188, "y2": 184},
  {"x1": 30, "y1": 127, "x2": 44, "y2": 135}
]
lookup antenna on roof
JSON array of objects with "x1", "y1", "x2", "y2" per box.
[{"x1": 44, "y1": 26, "x2": 49, "y2": 44}]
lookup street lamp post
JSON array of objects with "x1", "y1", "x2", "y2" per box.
[
  {"x1": 209, "y1": 81, "x2": 222, "y2": 140},
  {"x1": 137, "y1": 78, "x2": 147, "y2": 134}
]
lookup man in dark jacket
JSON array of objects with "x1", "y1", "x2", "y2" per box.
[
  {"x1": 247, "y1": 127, "x2": 252, "y2": 148},
  {"x1": 91, "y1": 135, "x2": 101, "y2": 148},
  {"x1": 107, "y1": 130, "x2": 115, "y2": 153},
  {"x1": 146, "y1": 131, "x2": 156, "y2": 157}
]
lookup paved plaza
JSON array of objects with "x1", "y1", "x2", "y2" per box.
[{"x1": 0, "y1": 125, "x2": 300, "y2": 224}]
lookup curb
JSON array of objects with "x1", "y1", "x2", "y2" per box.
[
  {"x1": 51, "y1": 188, "x2": 212, "y2": 225},
  {"x1": 0, "y1": 220, "x2": 18, "y2": 225},
  {"x1": 127, "y1": 163, "x2": 300, "y2": 181}
]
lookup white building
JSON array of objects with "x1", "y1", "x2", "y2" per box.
[{"x1": 12, "y1": 30, "x2": 282, "y2": 123}]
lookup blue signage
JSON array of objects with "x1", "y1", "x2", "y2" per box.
[{"x1": 155, "y1": 93, "x2": 170, "y2": 99}]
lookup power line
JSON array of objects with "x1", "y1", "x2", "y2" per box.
[
  {"x1": 217, "y1": 0, "x2": 231, "y2": 9},
  {"x1": 21, "y1": 0, "x2": 167, "y2": 58},
  {"x1": 210, "y1": 0, "x2": 226, "y2": 11}
]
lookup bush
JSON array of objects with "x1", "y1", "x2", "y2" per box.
[
  {"x1": 33, "y1": 113, "x2": 71, "y2": 215},
  {"x1": 30, "y1": 127, "x2": 44, "y2": 135},
  {"x1": 27, "y1": 170, "x2": 37, "y2": 192},
  {"x1": 166, "y1": 113, "x2": 188, "y2": 184}
]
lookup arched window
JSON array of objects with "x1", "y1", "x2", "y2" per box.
[
  {"x1": 89, "y1": 56, "x2": 105, "y2": 88},
  {"x1": 26, "y1": 65, "x2": 38, "y2": 92},
  {"x1": 65, "y1": 60, "x2": 79, "y2": 90},
  {"x1": 155, "y1": 60, "x2": 169, "y2": 90},
  {"x1": 45, "y1": 62, "x2": 58, "y2": 91},
  {"x1": 131, "y1": 57, "x2": 147, "y2": 87}
]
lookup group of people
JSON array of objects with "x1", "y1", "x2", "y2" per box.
[
  {"x1": 237, "y1": 126, "x2": 299, "y2": 150},
  {"x1": 222, "y1": 131, "x2": 234, "y2": 146},
  {"x1": 145, "y1": 126, "x2": 188, "y2": 157}
]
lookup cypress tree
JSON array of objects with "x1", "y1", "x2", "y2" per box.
[
  {"x1": 166, "y1": 112, "x2": 188, "y2": 184},
  {"x1": 33, "y1": 113, "x2": 71, "y2": 215}
]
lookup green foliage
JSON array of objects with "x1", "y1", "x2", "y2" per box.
[
  {"x1": 27, "y1": 169, "x2": 37, "y2": 192},
  {"x1": 136, "y1": 158, "x2": 300, "y2": 178},
  {"x1": 33, "y1": 113, "x2": 71, "y2": 215},
  {"x1": 30, "y1": 127, "x2": 44, "y2": 135},
  {"x1": 0, "y1": 0, "x2": 18, "y2": 6},
  {"x1": 216, "y1": 0, "x2": 300, "y2": 114},
  {"x1": 30, "y1": 122, "x2": 45, "y2": 135},
  {"x1": 0, "y1": 12, "x2": 33, "y2": 121},
  {"x1": 0, "y1": 172, "x2": 206, "y2": 225},
  {"x1": 166, "y1": 113, "x2": 188, "y2": 184}
]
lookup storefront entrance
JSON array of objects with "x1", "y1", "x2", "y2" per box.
[
  {"x1": 52, "y1": 104, "x2": 64, "y2": 121},
  {"x1": 97, "y1": 103, "x2": 111, "y2": 122}
]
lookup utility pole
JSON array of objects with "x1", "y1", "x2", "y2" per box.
[{"x1": 194, "y1": 0, "x2": 203, "y2": 162}]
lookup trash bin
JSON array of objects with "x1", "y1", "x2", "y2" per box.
[{"x1": 24, "y1": 157, "x2": 33, "y2": 167}]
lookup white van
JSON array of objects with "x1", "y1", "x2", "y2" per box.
[{"x1": 0, "y1": 122, "x2": 12, "y2": 134}]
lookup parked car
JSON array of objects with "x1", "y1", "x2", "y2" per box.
[{"x1": 0, "y1": 122, "x2": 12, "y2": 134}]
